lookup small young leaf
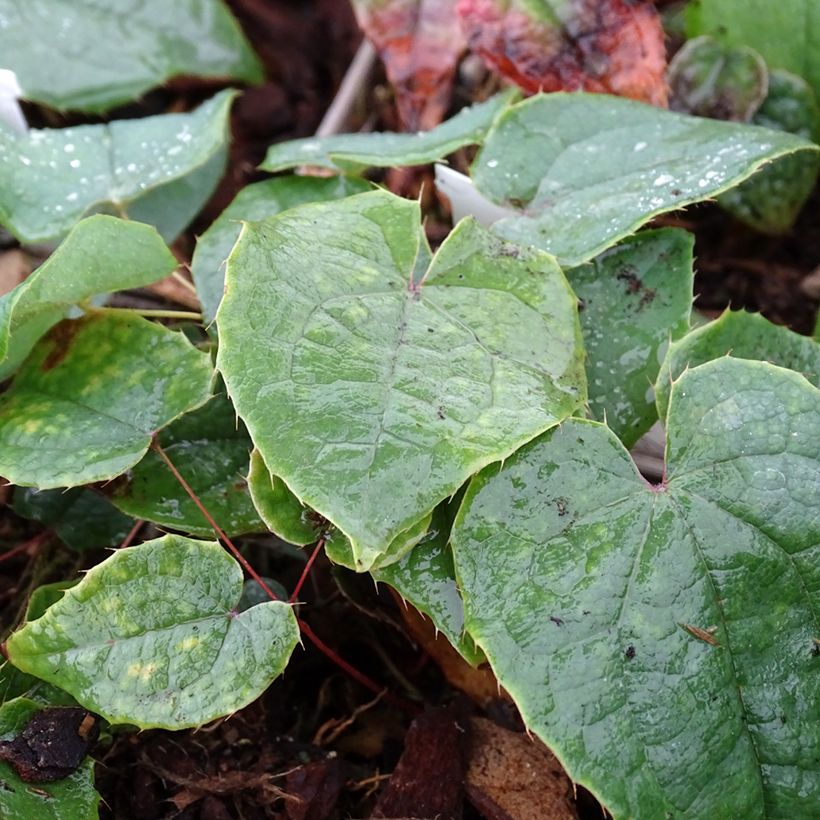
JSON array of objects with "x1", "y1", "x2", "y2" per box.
[
  {"x1": 351, "y1": 0, "x2": 466, "y2": 130},
  {"x1": 373, "y1": 500, "x2": 483, "y2": 664},
  {"x1": 0, "y1": 216, "x2": 177, "y2": 380},
  {"x1": 0, "y1": 91, "x2": 234, "y2": 244},
  {"x1": 12, "y1": 488, "x2": 134, "y2": 551},
  {"x1": 457, "y1": 0, "x2": 668, "y2": 106},
  {"x1": 6, "y1": 536, "x2": 300, "y2": 730},
  {"x1": 668, "y1": 36, "x2": 769, "y2": 121},
  {"x1": 0, "y1": 699, "x2": 98, "y2": 819},
  {"x1": 568, "y1": 229, "x2": 694, "y2": 446},
  {"x1": 260, "y1": 90, "x2": 516, "y2": 174},
  {"x1": 453, "y1": 358, "x2": 820, "y2": 817},
  {"x1": 472, "y1": 92, "x2": 819, "y2": 265},
  {"x1": 192, "y1": 176, "x2": 371, "y2": 324},
  {"x1": 656, "y1": 309, "x2": 820, "y2": 418},
  {"x1": 0, "y1": 312, "x2": 213, "y2": 489},
  {"x1": 687, "y1": 0, "x2": 820, "y2": 101},
  {"x1": 217, "y1": 190, "x2": 586, "y2": 569},
  {"x1": 109, "y1": 394, "x2": 264, "y2": 538},
  {"x1": 248, "y1": 451, "x2": 432, "y2": 570},
  {"x1": 718, "y1": 70, "x2": 820, "y2": 234},
  {"x1": 0, "y1": 0, "x2": 261, "y2": 113},
  {"x1": 247, "y1": 450, "x2": 318, "y2": 547}
]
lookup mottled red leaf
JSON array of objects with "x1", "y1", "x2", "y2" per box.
[
  {"x1": 456, "y1": 0, "x2": 668, "y2": 106},
  {"x1": 351, "y1": 0, "x2": 467, "y2": 130}
]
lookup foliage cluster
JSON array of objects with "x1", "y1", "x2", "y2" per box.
[{"x1": 0, "y1": 1, "x2": 818, "y2": 817}]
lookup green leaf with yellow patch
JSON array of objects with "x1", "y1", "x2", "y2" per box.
[
  {"x1": 0, "y1": 312, "x2": 213, "y2": 489},
  {"x1": 6, "y1": 536, "x2": 300, "y2": 729}
]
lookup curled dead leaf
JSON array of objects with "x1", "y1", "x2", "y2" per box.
[{"x1": 457, "y1": 0, "x2": 668, "y2": 106}]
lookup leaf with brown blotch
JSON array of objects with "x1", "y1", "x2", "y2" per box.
[
  {"x1": 351, "y1": 0, "x2": 466, "y2": 130},
  {"x1": 456, "y1": 0, "x2": 668, "y2": 106}
]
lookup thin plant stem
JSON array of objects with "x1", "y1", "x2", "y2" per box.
[
  {"x1": 152, "y1": 440, "x2": 417, "y2": 713},
  {"x1": 98, "y1": 306, "x2": 203, "y2": 322},
  {"x1": 171, "y1": 270, "x2": 198, "y2": 294},
  {"x1": 118, "y1": 520, "x2": 144, "y2": 549},
  {"x1": 151, "y1": 440, "x2": 280, "y2": 602},
  {"x1": 289, "y1": 538, "x2": 324, "y2": 603},
  {"x1": 0, "y1": 531, "x2": 50, "y2": 564}
]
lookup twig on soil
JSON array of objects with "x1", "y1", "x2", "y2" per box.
[{"x1": 316, "y1": 40, "x2": 377, "y2": 138}]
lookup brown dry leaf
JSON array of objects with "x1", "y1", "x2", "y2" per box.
[
  {"x1": 0, "y1": 249, "x2": 31, "y2": 297},
  {"x1": 285, "y1": 759, "x2": 346, "y2": 820},
  {"x1": 371, "y1": 706, "x2": 466, "y2": 819},
  {"x1": 456, "y1": 0, "x2": 668, "y2": 106},
  {"x1": 466, "y1": 717, "x2": 577, "y2": 820},
  {"x1": 393, "y1": 590, "x2": 507, "y2": 708},
  {"x1": 351, "y1": 0, "x2": 466, "y2": 130}
]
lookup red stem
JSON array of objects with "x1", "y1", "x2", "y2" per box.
[
  {"x1": 0, "y1": 531, "x2": 50, "y2": 563},
  {"x1": 289, "y1": 538, "x2": 324, "y2": 603},
  {"x1": 118, "y1": 519, "x2": 144, "y2": 549},
  {"x1": 151, "y1": 441, "x2": 281, "y2": 602},
  {"x1": 152, "y1": 439, "x2": 417, "y2": 714}
]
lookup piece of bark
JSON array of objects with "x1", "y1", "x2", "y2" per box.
[
  {"x1": 286, "y1": 758, "x2": 346, "y2": 820},
  {"x1": 371, "y1": 706, "x2": 466, "y2": 819},
  {"x1": 465, "y1": 717, "x2": 577, "y2": 820}
]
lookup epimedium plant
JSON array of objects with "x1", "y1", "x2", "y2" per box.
[{"x1": 0, "y1": 10, "x2": 819, "y2": 820}]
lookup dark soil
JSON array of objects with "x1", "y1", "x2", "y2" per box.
[{"x1": 1, "y1": 1, "x2": 818, "y2": 818}]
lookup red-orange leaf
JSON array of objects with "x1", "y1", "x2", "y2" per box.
[
  {"x1": 351, "y1": 0, "x2": 467, "y2": 130},
  {"x1": 456, "y1": 0, "x2": 668, "y2": 106}
]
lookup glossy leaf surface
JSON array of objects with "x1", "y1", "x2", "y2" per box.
[
  {"x1": 261, "y1": 90, "x2": 515, "y2": 174},
  {"x1": 247, "y1": 451, "x2": 318, "y2": 546},
  {"x1": 0, "y1": 0, "x2": 261, "y2": 112},
  {"x1": 13, "y1": 488, "x2": 133, "y2": 551},
  {"x1": 374, "y1": 500, "x2": 483, "y2": 663},
  {"x1": 218, "y1": 190, "x2": 585, "y2": 569},
  {"x1": 0, "y1": 313, "x2": 213, "y2": 488},
  {"x1": 718, "y1": 70, "x2": 820, "y2": 234},
  {"x1": 656, "y1": 309, "x2": 820, "y2": 418},
  {"x1": 6, "y1": 536, "x2": 300, "y2": 729},
  {"x1": 0, "y1": 216, "x2": 177, "y2": 380},
  {"x1": 453, "y1": 358, "x2": 820, "y2": 817},
  {"x1": 457, "y1": 0, "x2": 667, "y2": 105},
  {"x1": 0, "y1": 699, "x2": 98, "y2": 819},
  {"x1": 110, "y1": 394, "x2": 264, "y2": 538},
  {"x1": 248, "y1": 451, "x2": 433, "y2": 570},
  {"x1": 569, "y1": 229, "x2": 693, "y2": 447},
  {"x1": 191, "y1": 176, "x2": 370, "y2": 324},
  {"x1": 351, "y1": 0, "x2": 465, "y2": 130},
  {"x1": 687, "y1": 0, "x2": 820, "y2": 100},
  {"x1": 472, "y1": 92, "x2": 819, "y2": 265},
  {"x1": 0, "y1": 91, "x2": 234, "y2": 243}
]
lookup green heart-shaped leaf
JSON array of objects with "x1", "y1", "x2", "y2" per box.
[
  {"x1": 192, "y1": 175, "x2": 370, "y2": 325},
  {"x1": 0, "y1": 215, "x2": 177, "y2": 380},
  {"x1": 453, "y1": 357, "x2": 820, "y2": 818},
  {"x1": 6, "y1": 536, "x2": 300, "y2": 729},
  {"x1": 0, "y1": 91, "x2": 233, "y2": 244},
  {"x1": 0, "y1": 699, "x2": 98, "y2": 819},
  {"x1": 656, "y1": 309, "x2": 820, "y2": 418},
  {"x1": 472, "y1": 92, "x2": 818, "y2": 265},
  {"x1": 218, "y1": 190, "x2": 586, "y2": 569},
  {"x1": 0, "y1": 0, "x2": 261, "y2": 113},
  {"x1": 0, "y1": 312, "x2": 213, "y2": 488},
  {"x1": 569, "y1": 229, "x2": 694, "y2": 447}
]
